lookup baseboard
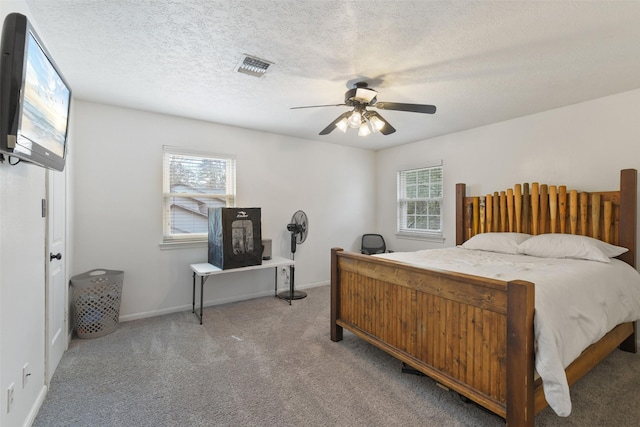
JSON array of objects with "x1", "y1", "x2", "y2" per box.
[
  {"x1": 119, "y1": 281, "x2": 329, "y2": 322},
  {"x1": 119, "y1": 303, "x2": 207, "y2": 322},
  {"x1": 275, "y1": 280, "x2": 328, "y2": 294}
]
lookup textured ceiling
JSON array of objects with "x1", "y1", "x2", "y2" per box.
[{"x1": 22, "y1": 0, "x2": 640, "y2": 151}]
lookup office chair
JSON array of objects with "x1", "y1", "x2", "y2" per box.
[{"x1": 361, "y1": 234, "x2": 391, "y2": 255}]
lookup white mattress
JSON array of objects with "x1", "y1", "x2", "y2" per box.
[{"x1": 375, "y1": 247, "x2": 640, "y2": 416}]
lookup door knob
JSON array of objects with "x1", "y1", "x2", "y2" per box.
[{"x1": 50, "y1": 252, "x2": 62, "y2": 261}]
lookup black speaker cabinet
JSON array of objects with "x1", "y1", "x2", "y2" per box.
[{"x1": 208, "y1": 208, "x2": 262, "y2": 270}]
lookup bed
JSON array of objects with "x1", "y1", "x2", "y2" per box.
[{"x1": 330, "y1": 168, "x2": 639, "y2": 426}]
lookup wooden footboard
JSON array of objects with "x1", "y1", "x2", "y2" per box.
[
  {"x1": 331, "y1": 248, "x2": 637, "y2": 425},
  {"x1": 331, "y1": 248, "x2": 535, "y2": 425}
]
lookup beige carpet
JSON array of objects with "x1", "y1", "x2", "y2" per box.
[{"x1": 33, "y1": 285, "x2": 640, "y2": 426}]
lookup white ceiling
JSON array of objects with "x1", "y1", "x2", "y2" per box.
[{"x1": 23, "y1": 0, "x2": 640, "y2": 151}]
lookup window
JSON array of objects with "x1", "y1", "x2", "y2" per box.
[
  {"x1": 162, "y1": 146, "x2": 235, "y2": 243},
  {"x1": 397, "y1": 164, "x2": 443, "y2": 239}
]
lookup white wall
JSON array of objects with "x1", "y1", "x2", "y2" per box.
[
  {"x1": 72, "y1": 101, "x2": 376, "y2": 320},
  {"x1": 377, "y1": 88, "x2": 640, "y2": 253},
  {"x1": 0, "y1": 162, "x2": 47, "y2": 427},
  {"x1": 1, "y1": 2, "x2": 55, "y2": 426}
]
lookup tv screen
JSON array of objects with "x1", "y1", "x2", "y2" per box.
[{"x1": 0, "y1": 13, "x2": 71, "y2": 171}]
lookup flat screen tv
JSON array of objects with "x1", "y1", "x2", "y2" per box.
[{"x1": 0, "y1": 13, "x2": 71, "y2": 171}]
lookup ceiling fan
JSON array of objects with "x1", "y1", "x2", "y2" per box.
[{"x1": 290, "y1": 82, "x2": 436, "y2": 136}]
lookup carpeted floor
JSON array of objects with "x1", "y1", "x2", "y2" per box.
[{"x1": 33, "y1": 285, "x2": 640, "y2": 426}]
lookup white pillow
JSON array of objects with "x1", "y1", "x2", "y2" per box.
[
  {"x1": 516, "y1": 234, "x2": 628, "y2": 263},
  {"x1": 460, "y1": 232, "x2": 532, "y2": 254}
]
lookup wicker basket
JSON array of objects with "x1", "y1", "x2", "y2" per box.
[{"x1": 71, "y1": 269, "x2": 124, "y2": 338}]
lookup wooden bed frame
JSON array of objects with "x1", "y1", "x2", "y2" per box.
[{"x1": 330, "y1": 169, "x2": 637, "y2": 426}]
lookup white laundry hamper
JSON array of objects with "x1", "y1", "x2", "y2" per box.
[{"x1": 71, "y1": 269, "x2": 124, "y2": 338}]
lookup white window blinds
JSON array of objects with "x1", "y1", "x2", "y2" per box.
[
  {"x1": 397, "y1": 165, "x2": 443, "y2": 236},
  {"x1": 162, "y1": 147, "x2": 236, "y2": 242}
]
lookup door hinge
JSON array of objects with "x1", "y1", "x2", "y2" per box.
[{"x1": 42, "y1": 199, "x2": 47, "y2": 218}]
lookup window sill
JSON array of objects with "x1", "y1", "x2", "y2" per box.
[
  {"x1": 159, "y1": 240, "x2": 207, "y2": 250},
  {"x1": 395, "y1": 232, "x2": 445, "y2": 243}
]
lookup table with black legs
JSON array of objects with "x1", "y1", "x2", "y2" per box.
[{"x1": 190, "y1": 256, "x2": 295, "y2": 324}]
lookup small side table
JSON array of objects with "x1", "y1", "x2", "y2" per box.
[{"x1": 190, "y1": 256, "x2": 295, "y2": 324}]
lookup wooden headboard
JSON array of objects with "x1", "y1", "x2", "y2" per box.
[{"x1": 455, "y1": 169, "x2": 637, "y2": 268}]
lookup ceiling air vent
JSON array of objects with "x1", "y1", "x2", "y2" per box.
[{"x1": 235, "y1": 54, "x2": 273, "y2": 77}]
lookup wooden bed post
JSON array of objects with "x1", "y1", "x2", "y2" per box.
[
  {"x1": 456, "y1": 183, "x2": 466, "y2": 245},
  {"x1": 330, "y1": 247, "x2": 343, "y2": 342},
  {"x1": 506, "y1": 279, "x2": 535, "y2": 427},
  {"x1": 618, "y1": 169, "x2": 637, "y2": 269},
  {"x1": 618, "y1": 169, "x2": 637, "y2": 353}
]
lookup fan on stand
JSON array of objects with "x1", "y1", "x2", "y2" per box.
[{"x1": 279, "y1": 210, "x2": 308, "y2": 301}]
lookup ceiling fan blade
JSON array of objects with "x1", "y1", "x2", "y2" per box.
[
  {"x1": 290, "y1": 104, "x2": 347, "y2": 110},
  {"x1": 368, "y1": 111, "x2": 396, "y2": 135},
  {"x1": 319, "y1": 112, "x2": 351, "y2": 135},
  {"x1": 374, "y1": 102, "x2": 436, "y2": 114}
]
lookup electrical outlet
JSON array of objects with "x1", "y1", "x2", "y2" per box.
[
  {"x1": 22, "y1": 363, "x2": 30, "y2": 388},
  {"x1": 7, "y1": 383, "x2": 14, "y2": 413}
]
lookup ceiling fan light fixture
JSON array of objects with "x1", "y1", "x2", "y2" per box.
[
  {"x1": 348, "y1": 110, "x2": 362, "y2": 128},
  {"x1": 353, "y1": 87, "x2": 377, "y2": 103},
  {"x1": 336, "y1": 117, "x2": 349, "y2": 133},
  {"x1": 368, "y1": 114, "x2": 386, "y2": 132},
  {"x1": 358, "y1": 122, "x2": 371, "y2": 136}
]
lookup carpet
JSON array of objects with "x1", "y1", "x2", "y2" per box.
[{"x1": 33, "y1": 285, "x2": 640, "y2": 426}]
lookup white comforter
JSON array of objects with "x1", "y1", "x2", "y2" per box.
[{"x1": 375, "y1": 247, "x2": 640, "y2": 416}]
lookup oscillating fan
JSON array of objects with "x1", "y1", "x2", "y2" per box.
[
  {"x1": 279, "y1": 210, "x2": 309, "y2": 301},
  {"x1": 287, "y1": 210, "x2": 308, "y2": 253}
]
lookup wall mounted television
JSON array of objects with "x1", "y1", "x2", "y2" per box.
[{"x1": 0, "y1": 13, "x2": 71, "y2": 171}]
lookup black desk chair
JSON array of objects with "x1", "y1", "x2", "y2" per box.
[{"x1": 361, "y1": 234, "x2": 391, "y2": 255}]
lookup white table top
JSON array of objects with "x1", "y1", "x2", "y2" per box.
[{"x1": 190, "y1": 256, "x2": 294, "y2": 276}]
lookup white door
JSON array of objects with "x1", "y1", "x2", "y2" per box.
[{"x1": 46, "y1": 168, "x2": 67, "y2": 383}]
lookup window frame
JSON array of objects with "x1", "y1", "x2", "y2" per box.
[
  {"x1": 396, "y1": 163, "x2": 444, "y2": 242},
  {"x1": 161, "y1": 146, "x2": 236, "y2": 247}
]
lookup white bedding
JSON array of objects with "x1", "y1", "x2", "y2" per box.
[{"x1": 375, "y1": 247, "x2": 640, "y2": 416}]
